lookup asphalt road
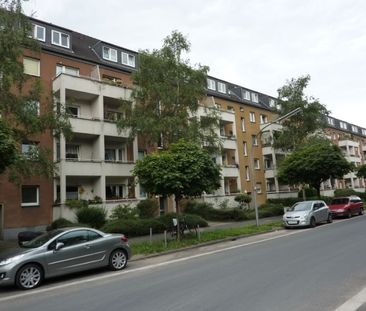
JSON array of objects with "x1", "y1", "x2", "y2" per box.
[{"x1": 2, "y1": 216, "x2": 366, "y2": 311}]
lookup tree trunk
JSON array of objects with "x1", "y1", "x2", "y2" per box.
[
  {"x1": 175, "y1": 195, "x2": 181, "y2": 241},
  {"x1": 314, "y1": 184, "x2": 321, "y2": 198}
]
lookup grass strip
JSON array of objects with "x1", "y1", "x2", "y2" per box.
[{"x1": 131, "y1": 221, "x2": 283, "y2": 255}]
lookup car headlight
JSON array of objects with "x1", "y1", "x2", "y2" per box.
[{"x1": 0, "y1": 254, "x2": 25, "y2": 266}]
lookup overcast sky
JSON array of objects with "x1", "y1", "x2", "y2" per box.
[{"x1": 23, "y1": 0, "x2": 365, "y2": 128}]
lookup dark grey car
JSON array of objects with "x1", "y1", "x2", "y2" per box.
[{"x1": 0, "y1": 227, "x2": 131, "y2": 290}]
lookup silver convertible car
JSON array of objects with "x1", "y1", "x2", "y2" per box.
[
  {"x1": 0, "y1": 227, "x2": 131, "y2": 290},
  {"x1": 283, "y1": 200, "x2": 333, "y2": 228}
]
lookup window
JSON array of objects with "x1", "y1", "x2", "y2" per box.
[
  {"x1": 260, "y1": 114, "x2": 268, "y2": 124},
  {"x1": 242, "y1": 90, "x2": 251, "y2": 100},
  {"x1": 252, "y1": 135, "x2": 258, "y2": 146},
  {"x1": 352, "y1": 125, "x2": 358, "y2": 132},
  {"x1": 227, "y1": 106, "x2": 234, "y2": 112},
  {"x1": 65, "y1": 144, "x2": 79, "y2": 160},
  {"x1": 66, "y1": 106, "x2": 79, "y2": 117},
  {"x1": 31, "y1": 24, "x2": 45, "y2": 42},
  {"x1": 254, "y1": 158, "x2": 260, "y2": 169},
  {"x1": 22, "y1": 142, "x2": 38, "y2": 158},
  {"x1": 138, "y1": 151, "x2": 146, "y2": 160},
  {"x1": 56, "y1": 65, "x2": 79, "y2": 76},
  {"x1": 25, "y1": 100, "x2": 40, "y2": 116},
  {"x1": 327, "y1": 117, "x2": 334, "y2": 126},
  {"x1": 105, "y1": 148, "x2": 123, "y2": 162},
  {"x1": 217, "y1": 82, "x2": 226, "y2": 94},
  {"x1": 66, "y1": 186, "x2": 79, "y2": 200},
  {"x1": 21, "y1": 186, "x2": 39, "y2": 207},
  {"x1": 102, "y1": 46, "x2": 117, "y2": 62},
  {"x1": 23, "y1": 57, "x2": 40, "y2": 76},
  {"x1": 243, "y1": 141, "x2": 247, "y2": 156},
  {"x1": 121, "y1": 52, "x2": 135, "y2": 67},
  {"x1": 207, "y1": 78, "x2": 216, "y2": 90},
  {"x1": 249, "y1": 112, "x2": 256, "y2": 123},
  {"x1": 106, "y1": 184, "x2": 125, "y2": 199},
  {"x1": 340, "y1": 121, "x2": 348, "y2": 130},
  {"x1": 255, "y1": 183, "x2": 262, "y2": 194},
  {"x1": 139, "y1": 185, "x2": 147, "y2": 198},
  {"x1": 269, "y1": 98, "x2": 276, "y2": 107},
  {"x1": 245, "y1": 166, "x2": 250, "y2": 181},
  {"x1": 362, "y1": 129, "x2": 366, "y2": 136},
  {"x1": 241, "y1": 117, "x2": 246, "y2": 131},
  {"x1": 51, "y1": 30, "x2": 70, "y2": 48},
  {"x1": 88, "y1": 230, "x2": 102, "y2": 241},
  {"x1": 57, "y1": 230, "x2": 88, "y2": 248},
  {"x1": 252, "y1": 93, "x2": 259, "y2": 103}
]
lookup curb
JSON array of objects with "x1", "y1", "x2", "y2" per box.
[{"x1": 130, "y1": 226, "x2": 284, "y2": 262}]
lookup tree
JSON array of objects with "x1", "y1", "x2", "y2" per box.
[
  {"x1": 356, "y1": 164, "x2": 366, "y2": 179},
  {"x1": 133, "y1": 140, "x2": 221, "y2": 239},
  {"x1": 234, "y1": 193, "x2": 251, "y2": 209},
  {"x1": 274, "y1": 75, "x2": 329, "y2": 150},
  {"x1": 0, "y1": 0, "x2": 70, "y2": 182},
  {"x1": 278, "y1": 138, "x2": 353, "y2": 197},
  {"x1": 117, "y1": 31, "x2": 220, "y2": 152}
]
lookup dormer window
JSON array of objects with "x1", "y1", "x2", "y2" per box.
[
  {"x1": 121, "y1": 52, "x2": 135, "y2": 67},
  {"x1": 51, "y1": 30, "x2": 70, "y2": 48},
  {"x1": 340, "y1": 121, "x2": 348, "y2": 130},
  {"x1": 207, "y1": 78, "x2": 216, "y2": 91},
  {"x1": 242, "y1": 90, "x2": 250, "y2": 100},
  {"x1": 352, "y1": 125, "x2": 358, "y2": 132},
  {"x1": 327, "y1": 117, "x2": 334, "y2": 126},
  {"x1": 252, "y1": 92, "x2": 259, "y2": 103},
  {"x1": 103, "y1": 46, "x2": 118, "y2": 62},
  {"x1": 362, "y1": 129, "x2": 366, "y2": 136},
  {"x1": 32, "y1": 24, "x2": 45, "y2": 42},
  {"x1": 269, "y1": 98, "x2": 276, "y2": 107},
  {"x1": 217, "y1": 82, "x2": 226, "y2": 94}
]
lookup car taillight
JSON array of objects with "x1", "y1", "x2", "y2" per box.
[{"x1": 120, "y1": 235, "x2": 128, "y2": 242}]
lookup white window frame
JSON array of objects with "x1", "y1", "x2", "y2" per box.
[
  {"x1": 327, "y1": 117, "x2": 334, "y2": 126},
  {"x1": 252, "y1": 135, "x2": 258, "y2": 146},
  {"x1": 65, "y1": 144, "x2": 80, "y2": 160},
  {"x1": 32, "y1": 24, "x2": 45, "y2": 42},
  {"x1": 242, "y1": 90, "x2": 251, "y2": 100},
  {"x1": 269, "y1": 98, "x2": 276, "y2": 107},
  {"x1": 252, "y1": 92, "x2": 259, "y2": 103},
  {"x1": 21, "y1": 186, "x2": 39, "y2": 207},
  {"x1": 249, "y1": 112, "x2": 256, "y2": 123},
  {"x1": 66, "y1": 105, "x2": 80, "y2": 117},
  {"x1": 217, "y1": 82, "x2": 226, "y2": 94},
  {"x1": 243, "y1": 142, "x2": 247, "y2": 156},
  {"x1": 56, "y1": 64, "x2": 79, "y2": 77},
  {"x1": 260, "y1": 114, "x2": 268, "y2": 124},
  {"x1": 352, "y1": 125, "x2": 358, "y2": 132},
  {"x1": 121, "y1": 52, "x2": 136, "y2": 67},
  {"x1": 26, "y1": 100, "x2": 40, "y2": 116},
  {"x1": 340, "y1": 121, "x2": 348, "y2": 130},
  {"x1": 255, "y1": 183, "x2": 262, "y2": 194},
  {"x1": 254, "y1": 158, "x2": 260, "y2": 169},
  {"x1": 241, "y1": 117, "x2": 246, "y2": 132},
  {"x1": 207, "y1": 78, "x2": 216, "y2": 91},
  {"x1": 22, "y1": 142, "x2": 38, "y2": 158},
  {"x1": 245, "y1": 166, "x2": 250, "y2": 181},
  {"x1": 102, "y1": 46, "x2": 118, "y2": 62},
  {"x1": 23, "y1": 57, "x2": 40, "y2": 77},
  {"x1": 362, "y1": 129, "x2": 366, "y2": 136},
  {"x1": 51, "y1": 30, "x2": 70, "y2": 48}
]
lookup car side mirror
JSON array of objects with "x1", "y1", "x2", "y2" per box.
[{"x1": 55, "y1": 242, "x2": 64, "y2": 251}]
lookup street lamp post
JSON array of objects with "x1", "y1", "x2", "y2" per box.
[{"x1": 250, "y1": 107, "x2": 302, "y2": 226}]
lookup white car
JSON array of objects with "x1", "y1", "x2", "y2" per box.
[{"x1": 283, "y1": 200, "x2": 333, "y2": 228}]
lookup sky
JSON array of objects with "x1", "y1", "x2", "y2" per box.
[{"x1": 22, "y1": 0, "x2": 366, "y2": 128}]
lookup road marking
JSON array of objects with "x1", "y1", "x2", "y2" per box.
[
  {"x1": 334, "y1": 286, "x2": 366, "y2": 311},
  {"x1": 0, "y1": 217, "x2": 354, "y2": 303}
]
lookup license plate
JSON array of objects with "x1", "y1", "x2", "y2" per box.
[{"x1": 287, "y1": 220, "x2": 298, "y2": 225}]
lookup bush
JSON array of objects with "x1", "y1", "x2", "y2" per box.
[
  {"x1": 334, "y1": 189, "x2": 358, "y2": 197},
  {"x1": 102, "y1": 219, "x2": 166, "y2": 237},
  {"x1": 234, "y1": 193, "x2": 252, "y2": 208},
  {"x1": 159, "y1": 213, "x2": 208, "y2": 229},
  {"x1": 136, "y1": 199, "x2": 159, "y2": 219},
  {"x1": 110, "y1": 204, "x2": 138, "y2": 220},
  {"x1": 298, "y1": 187, "x2": 317, "y2": 198},
  {"x1": 258, "y1": 203, "x2": 284, "y2": 218},
  {"x1": 65, "y1": 199, "x2": 88, "y2": 209},
  {"x1": 267, "y1": 198, "x2": 301, "y2": 207},
  {"x1": 184, "y1": 201, "x2": 214, "y2": 219},
  {"x1": 47, "y1": 218, "x2": 74, "y2": 231},
  {"x1": 76, "y1": 206, "x2": 107, "y2": 229}
]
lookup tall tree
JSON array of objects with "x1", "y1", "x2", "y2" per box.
[
  {"x1": 274, "y1": 75, "x2": 329, "y2": 150},
  {"x1": 133, "y1": 140, "x2": 221, "y2": 239},
  {"x1": 117, "y1": 30, "x2": 220, "y2": 152},
  {"x1": 356, "y1": 164, "x2": 366, "y2": 179},
  {"x1": 0, "y1": 0, "x2": 70, "y2": 182},
  {"x1": 278, "y1": 138, "x2": 353, "y2": 197}
]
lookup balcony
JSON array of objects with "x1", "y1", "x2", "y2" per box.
[
  {"x1": 222, "y1": 166, "x2": 239, "y2": 177},
  {"x1": 69, "y1": 117, "x2": 102, "y2": 135},
  {"x1": 338, "y1": 139, "x2": 359, "y2": 148},
  {"x1": 104, "y1": 162, "x2": 134, "y2": 177},
  {"x1": 265, "y1": 169, "x2": 275, "y2": 179}
]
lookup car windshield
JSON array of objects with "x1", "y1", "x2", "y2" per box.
[
  {"x1": 331, "y1": 198, "x2": 349, "y2": 205},
  {"x1": 288, "y1": 202, "x2": 313, "y2": 212},
  {"x1": 21, "y1": 230, "x2": 64, "y2": 248}
]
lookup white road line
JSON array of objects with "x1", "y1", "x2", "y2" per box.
[
  {"x1": 0, "y1": 217, "x2": 354, "y2": 304},
  {"x1": 334, "y1": 286, "x2": 366, "y2": 311}
]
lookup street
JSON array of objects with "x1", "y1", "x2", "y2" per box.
[{"x1": 1, "y1": 216, "x2": 366, "y2": 311}]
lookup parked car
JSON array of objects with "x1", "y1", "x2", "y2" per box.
[
  {"x1": 329, "y1": 196, "x2": 364, "y2": 218},
  {"x1": 283, "y1": 200, "x2": 332, "y2": 228},
  {"x1": 0, "y1": 227, "x2": 131, "y2": 290}
]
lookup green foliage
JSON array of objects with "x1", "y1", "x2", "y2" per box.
[
  {"x1": 76, "y1": 206, "x2": 107, "y2": 229},
  {"x1": 357, "y1": 164, "x2": 366, "y2": 178},
  {"x1": 134, "y1": 140, "x2": 221, "y2": 211},
  {"x1": 46, "y1": 218, "x2": 74, "y2": 231},
  {"x1": 234, "y1": 193, "x2": 252, "y2": 208},
  {"x1": 102, "y1": 219, "x2": 166, "y2": 237},
  {"x1": 274, "y1": 75, "x2": 329, "y2": 151},
  {"x1": 158, "y1": 213, "x2": 208, "y2": 229},
  {"x1": 267, "y1": 198, "x2": 301, "y2": 207},
  {"x1": 65, "y1": 199, "x2": 88, "y2": 209},
  {"x1": 334, "y1": 188, "x2": 358, "y2": 197},
  {"x1": 0, "y1": 0, "x2": 71, "y2": 182},
  {"x1": 298, "y1": 187, "x2": 318, "y2": 198},
  {"x1": 136, "y1": 199, "x2": 159, "y2": 219},
  {"x1": 109, "y1": 204, "x2": 139, "y2": 220},
  {"x1": 117, "y1": 30, "x2": 220, "y2": 152},
  {"x1": 278, "y1": 138, "x2": 352, "y2": 197},
  {"x1": 257, "y1": 203, "x2": 285, "y2": 217}
]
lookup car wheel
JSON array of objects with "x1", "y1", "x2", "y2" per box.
[
  {"x1": 109, "y1": 249, "x2": 128, "y2": 271},
  {"x1": 359, "y1": 208, "x2": 364, "y2": 216},
  {"x1": 347, "y1": 210, "x2": 352, "y2": 218},
  {"x1": 15, "y1": 263, "x2": 43, "y2": 290},
  {"x1": 327, "y1": 214, "x2": 333, "y2": 223},
  {"x1": 310, "y1": 217, "x2": 316, "y2": 228}
]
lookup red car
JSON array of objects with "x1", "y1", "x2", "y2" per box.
[{"x1": 329, "y1": 196, "x2": 364, "y2": 218}]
